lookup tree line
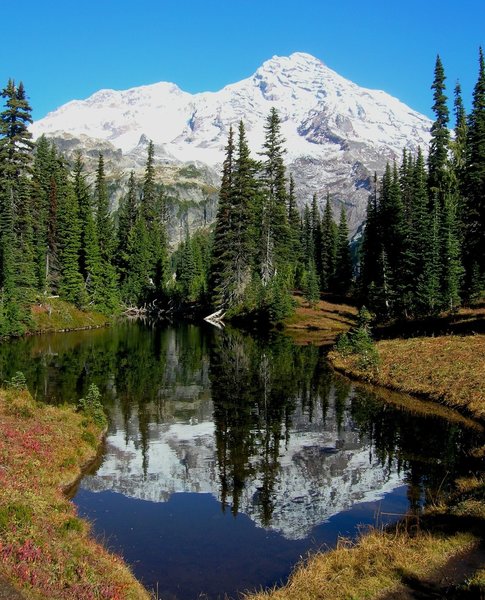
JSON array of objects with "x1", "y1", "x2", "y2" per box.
[
  {"x1": 0, "y1": 48, "x2": 483, "y2": 335},
  {"x1": 359, "y1": 49, "x2": 485, "y2": 319}
]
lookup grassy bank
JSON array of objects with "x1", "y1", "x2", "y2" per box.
[
  {"x1": 29, "y1": 298, "x2": 109, "y2": 334},
  {"x1": 249, "y1": 319, "x2": 485, "y2": 600},
  {"x1": 283, "y1": 296, "x2": 357, "y2": 345},
  {"x1": 329, "y1": 334, "x2": 485, "y2": 421},
  {"x1": 0, "y1": 385, "x2": 149, "y2": 600},
  {"x1": 247, "y1": 501, "x2": 484, "y2": 600}
]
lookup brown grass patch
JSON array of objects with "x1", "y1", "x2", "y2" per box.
[
  {"x1": 247, "y1": 528, "x2": 478, "y2": 600},
  {"x1": 284, "y1": 296, "x2": 357, "y2": 345},
  {"x1": 329, "y1": 334, "x2": 485, "y2": 421}
]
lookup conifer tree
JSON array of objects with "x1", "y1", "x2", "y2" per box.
[
  {"x1": 210, "y1": 126, "x2": 235, "y2": 306},
  {"x1": 117, "y1": 170, "x2": 139, "y2": 281},
  {"x1": 428, "y1": 56, "x2": 450, "y2": 195},
  {"x1": 56, "y1": 165, "x2": 86, "y2": 306},
  {"x1": 452, "y1": 82, "x2": 468, "y2": 179},
  {"x1": 31, "y1": 135, "x2": 53, "y2": 291},
  {"x1": 0, "y1": 80, "x2": 34, "y2": 180},
  {"x1": 320, "y1": 194, "x2": 337, "y2": 291},
  {"x1": 302, "y1": 259, "x2": 320, "y2": 306},
  {"x1": 141, "y1": 141, "x2": 168, "y2": 296},
  {"x1": 260, "y1": 108, "x2": 289, "y2": 284},
  {"x1": 463, "y1": 47, "x2": 485, "y2": 290},
  {"x1": 287, "y1": 173, "x2": 301, "y2": 277},
  {"x1": 333, "y1": 206, "x2": 353, "y2": 295},
  {"x1": 95, "y1": 154, "x2": 116, "y2": 261}
]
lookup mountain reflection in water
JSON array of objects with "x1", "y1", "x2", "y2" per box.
[{"x1": 0, "y1": 322, "x2": 479, "y2": 599}]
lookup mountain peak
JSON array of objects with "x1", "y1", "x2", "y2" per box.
[{"x1": 31, "y1": 53, "x2": 432, "y2": 235}]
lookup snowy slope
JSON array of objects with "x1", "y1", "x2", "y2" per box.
[{"x1": 31, "y1": 53, "x2": 432, "y2": 232}]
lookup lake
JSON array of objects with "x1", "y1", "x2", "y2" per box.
[{"x1": 0, "y1": 321, "x2": 480, "y2": 600}]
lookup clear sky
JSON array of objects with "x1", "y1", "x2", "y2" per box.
[{"x1": 3, "y1": 0, "x2": 484, "y2": 121}]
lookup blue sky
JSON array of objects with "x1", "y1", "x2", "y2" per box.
[{"x1": 3, "y1": 0, "x2": 484, "y2": 120}]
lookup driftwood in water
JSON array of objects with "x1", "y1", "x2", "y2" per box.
[{"x1": 204, "y1": 309, "x2": 226, "y2": 328}]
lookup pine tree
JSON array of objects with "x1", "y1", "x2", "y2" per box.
[
  {"x1": 287, "y1": 173, "x2": 301, "y2": 279},
  {"x1": 122, "y1": 216, "x2": 151, "y2": 306},
  {"x1": 57, "y1": 166, "x2": 86, "y2": 306},
  {"x1": 210, "y1": 126, "x2": 235, "y2": 307},
  {"x1": 320, "y1": 194, "x2": 337, "y2": 291},
  {"x1": 452, "y1": 82, "x2": 468, "y2": 179},
  {"x1": 428, "y1": 56, "x2": 450, "y2": 195},
  {"x1": 260, "y1": 108, "x2": 289, "y2": 284},
  {"x1": 95, "y1": 154, "x2": 116, "y2": 261},
  {"x1": 73, "y1": 153, "x2": 93, "y2": 281},
  {"x1": 117, "y1": 170, "x2": 139, "y2": 281},
  {"x1": 333, "y1": 205, "x2": 353, "y2": 295},
  {"x1": 31, "y1": 135, "x2": 53, "y2": 291},
  {"x1": 0, "y1": 80, "x2": 34, "y2": 180},
  {"x1": 463, "y1": 47, "x2": 485, "y2": 291},
  {"x1": 302, "y1": 259, "x2": 320, "y2": 306},
  {"x1": 140, "y1": 141, "x2": 168, "y2": 297}
]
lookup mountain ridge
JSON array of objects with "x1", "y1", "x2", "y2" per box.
[{"x1": 31, "y1": 52, "x2": 432, "y2": 235}]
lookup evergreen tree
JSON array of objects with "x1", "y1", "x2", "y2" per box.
[
  {"x1": 452, "y1": 81, "x2": 468, "y2": 179},
  {"x1": 0, "y1": 80, "x2": 34, "y2": 180},
  {"x1": 463, "y1": 47, "x2": 485, "y2": 290},
  {"x1": 56, "y1": 165, "x2": 86, "y2": 306},
  {"x1": 428, "y1": 55, "x2": 450, "y2": 195},
  {"x1": 117, "y1": 170, "x2": 139, "y2": 281},
  {"x1": 302, "y1": 259, "x2": 320, "y2": 306},
  {"x1": 287, "y1": 173, "x2": 301, "y2": 279},
  {"x1": 122, "y1": 216, "x2": 151, "y2": 306},
  {"x1": 210, "y1": 126, "x2": 235, "y2": 306},
  {"x1": 333, "y1": 206, "x2": 353, "y2": 295},
  {"x1": 320, "y1": 194, "x2": 337, "y2": 291},
  {"x1": 141, "y1": 141, "x2": 168, "y2": 297},
  {"x1": 95, "y1": 154, "x2": 116, "y2": 261},
  {"x1": 259, "y1": 108, "x2": 289, "y2": 284}
]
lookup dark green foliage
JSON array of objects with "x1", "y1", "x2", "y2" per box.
[
  {"x1": 462, "y1": 48, "x2": 485, "y2": 290},
  {"x1": 320, "y1": 194, "x2": 338, "y2": 291},
  {"x1": 6, "y1": 371, "x2": 27, "y2": 390},
  {"x1": 78, "y1": 383, "x2": 107, "y2": 429},
  {"x1": 333, "y1": 205, "x2": 353, "y2": 295},
  {"x1": 336, "y1": 306, "x2": 379, "y2": 371},
  {"x1": 428, "y1": 55, "x2": 450, "y2": 194},
  {"x1": 57, "y1": 169, "x2": 86, "y2": 306},
  {"x1": 259, "y1": 108, "x2": 290, "y2": 284},
  {"x1": 0, "y1": 80, "x2": 34, "y2": 180},
  {"x1": 302, "y1": 259, "x2": 320, "y2": 306}
]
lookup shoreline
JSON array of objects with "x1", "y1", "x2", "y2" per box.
[{"x1": 0, "y1": 387, "x2": 150, "y2": 600}]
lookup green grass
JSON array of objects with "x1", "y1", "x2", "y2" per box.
[{"x1": 30, "y1": 298, "x2": 108, "y2": 334}]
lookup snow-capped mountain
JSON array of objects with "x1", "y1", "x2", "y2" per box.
[{"x1": 32, "y1": 52, "x2": 432, "y2": 234}]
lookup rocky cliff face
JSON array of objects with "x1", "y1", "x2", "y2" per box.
[{"x1": 32, "y1": 52, "x2": 432, "y2": 236}]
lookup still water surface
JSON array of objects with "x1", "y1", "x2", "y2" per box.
[{"x1": 0, "y1": 322, "x2": 479, "y2": 600}]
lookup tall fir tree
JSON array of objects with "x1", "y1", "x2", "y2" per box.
[
  {"x1": 259, "y1": 108, "x2": 289, "y2": 284},
  {"x1": 463, "y1": 47, "x2": 485, "y2": 292},
  {"x1": 0, "y1": 80, "x2": 34, "y2": 180},
  {"x1": 210, "y1": 126, "x2": 235, "y2": 307},
  {"x1": 320, "y1": 194, "x2": 337, "y2": 291},
  {"x1": 428, "y1": 55, "x2": 450, "y2": 196},
  {"x1": 333, "y1": 205, "x2": 353, "y2": 295}
]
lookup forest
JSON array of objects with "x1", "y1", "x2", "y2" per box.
[{"x1": 0, "y1": 49, "x2": 483, "y2": 336}]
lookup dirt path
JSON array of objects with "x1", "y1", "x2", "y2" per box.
[
  {"x1": 0, "y1": 577, "x2": 25, "y2": 600},
  {"x1": 380, "y1": 544, "x2": 485, "y2": 599}
]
